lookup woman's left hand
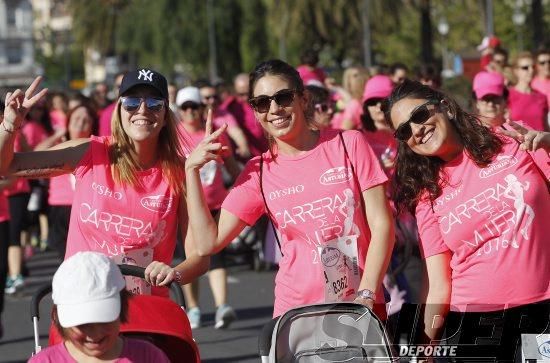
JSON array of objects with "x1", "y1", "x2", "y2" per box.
[
  {"x1": 144, "y1": 261, "x2": 176, "y2": 286},
  {"x1": 498, "y1": 120, "x2": 550, "y2": 152}
]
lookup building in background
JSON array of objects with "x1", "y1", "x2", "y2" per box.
[{"x1": 0, "y1": 0, "x2": 38, "y2": 91}]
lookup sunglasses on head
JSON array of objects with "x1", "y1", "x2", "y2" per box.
[
  {"x1": 181, "y1": 102, "x2": 200, "y2": 111},
  {"x1": 393, "y1": 99, "x2": 440, "y2": 141},
  {"x1": 249, "y1": 89, "x2": 295, "y2": 113},
  {"x1": 315, "y1": 103, "x2": 332, "y2": 113},
  {"x1": 121, "y1": 97, "x2": 165, "y2": 112}
]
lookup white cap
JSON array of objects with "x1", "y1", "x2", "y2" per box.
[
  {"x1": 52, "y1": 252, "x2": 126, "y2": 328},
  {"x1": 176, "y1": 87, "x2": 202, "y2": 107}
]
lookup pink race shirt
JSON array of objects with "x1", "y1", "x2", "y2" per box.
[
  {"x1": 28, "y1": 337, "x2": 170, "y2": 363},
  {"x1": 212, "y1": 108, "x2": 238, "y2": 129},
  {"x1": 334, "y1": 99, "x2": 363, "y2": 130},
  {"x1": 49, "y1": 110, "x2": 67, "y2": 131},
  {"x1": 508, "y1": 87, "x2": 549, "y2": 131},
  {"x1": 3, "y1": 135, "x2": 30, "y2": 196},
  {"x1": 222, "y1": 129, "x2": 388, "y2": 317},
  {"x1": 296, "y1": 65, "x2": 327, "y2": 85},
  {"x1": 182, "y1": 127, "x2": 230, "y2": 210},
  {"x1": 416, "y1": 137, "x2": 550, "y2": 312},
  {"x1": 48, "y1": 174, "x2": 76, "y2": 206},
  {"x1": 22, "y1": 120, "x2": 49, "y2": 149},
  {"x1": 65, "y1": 136, "x2": 180, "y2": 297}
]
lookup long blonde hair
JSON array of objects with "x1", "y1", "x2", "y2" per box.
[
  {"x1": 109, "y1": 102, "x2": 186, "y2": 195},
  {"x1": 342, "y1": 67, "x2": 369, "y2": 100}
]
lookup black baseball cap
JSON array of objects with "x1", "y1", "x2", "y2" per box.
[{"x1": 118, "y1": 68, "x2": 168, "y2": 99}]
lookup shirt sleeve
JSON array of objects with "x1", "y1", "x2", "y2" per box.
[
  {"x1": 73, "y1": 136, "x2": 100, "y2": 178},
  {"x1": 342, "y1": 130, "x2": 388, "y2": 191},
  {"x1": 221, "y1": 157, "x2": 265, "y2": 226},
  {"x1": 415, "y1": 198, "x2": 450, "y2": 258}
]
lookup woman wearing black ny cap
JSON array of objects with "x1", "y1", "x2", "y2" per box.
[{"x1": 0, "y1": 71, "x2": 210, "y2": 295}]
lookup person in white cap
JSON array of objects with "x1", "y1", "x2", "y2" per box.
[{"x1": 29, "y1": 251, "x2": 170, "y2": 362}]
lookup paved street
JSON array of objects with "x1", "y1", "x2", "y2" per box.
[{"x1": 0, "y1": 250, "x2": 276, "y2": 363}]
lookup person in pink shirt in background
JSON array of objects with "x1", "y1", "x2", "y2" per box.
[
  {"x1": 0, "y1": 70, "x2": 210, "y2": 297},
  {"x1": 48, "y1": 92, "x2": 68, "y2": 132},
  {"x1": 197, "y1": 82, "x2": 251, "y2": 159},
  {"x1": 175, "y1": 86, "x2": 241, "y2": 330},
  {"x1": 508, "y1": 52, "x2": 549, "y2": 131},
  {"x1": 35, "y1": 102, "x2": 98, "y2": 259},
  {"x1": 337, "y1": 67, "x2": 369, "y2": 130},
  {"x1": 532, "y1": 48, "x2": 550, "y2": 107},
  {"x1": 220, "y1": 73, "x2": 268, "y2": 160},
  {"x1": 186, "y1": 60, "x2": 394, "y2": 335},
  {"x1": 385, "y1": 79, "x2": 550, "y2": 361},
  {"x1": 98, "y1": 72, "x2": 125, "y2": 137},
  {"x1": 472, "y1": 71, "x2": 508, "y2": 128},
  {"x1": 296, "y1": 49, "x2": 327, "y2": 86}
]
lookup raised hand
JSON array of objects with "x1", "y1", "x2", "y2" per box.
[
  {"x1": 3, "y1": 77, "x2": 48, "y2": 132},
  {"x1": 498, "y1": 120, "x2": 550, "y2": 152},
  {"x1": 185, "y1": 109, "x2": 229, "y2": 171}
]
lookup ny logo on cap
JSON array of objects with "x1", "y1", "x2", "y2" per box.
[{"x1": 138, "y1": 69, "x2": 153, "y2": 82}]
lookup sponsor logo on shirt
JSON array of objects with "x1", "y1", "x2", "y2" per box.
[
  {"x1": 319, "y1": 167, "x2": 352, "y2": 185},
  {"x1": 321, "y1": 246, "x2": 341, "y2": 267},
  {"x1": 140, "y1": 195, "x2": 172, "y2": 213},
  {"x1": 479, "y1": 155, "x2": 518, "y2": 178},
  {"x1": 269, "y1": 184, "x2": 305, "y2": 200},
  {"x1": 91, "y1": 182, "x2": 123, "y2": 200}
]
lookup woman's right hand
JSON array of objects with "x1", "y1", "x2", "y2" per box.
[
  {"x1": 3, "y1": 77, "x2": 47, "y2": 131},
  {"x1": 185, "y1": 109, "x2": 229, "y2": 172},
  {"x1": 498, "y1": 120, "x2": 550, "y2": 152}
]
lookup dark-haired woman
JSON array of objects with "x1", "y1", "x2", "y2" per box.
[
  {"x1": 385, "y1": 79, "x2": 550, "y2": 360},
  {"x1": 186, "y1": 59, "x2": 395, "y2": 320}
]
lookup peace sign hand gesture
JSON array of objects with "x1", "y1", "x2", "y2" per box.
[
  {"x1": 185, "y1": 109, "x2": 229, "y2": 172},
  {"x1": 498, "y1": 120, "x2": 550, "y2": 152},
  {"x1": 3, "y1": 77, "x2": 48, "y2": 132}
]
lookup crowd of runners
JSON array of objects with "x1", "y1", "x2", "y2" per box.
[{"x1": 0, "y1": 42, "x2": 549, "y2": 362}]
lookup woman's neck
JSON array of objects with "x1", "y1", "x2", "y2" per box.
[
  {"x1": 275, "y1": 129, "x2": 320, "y2": 156},
  {"x1": 132, "y1": 142, "x2": 159, "y2": 170},
  {"x1": 514, "y1": 82, "x2": 532, "y2": 93}
]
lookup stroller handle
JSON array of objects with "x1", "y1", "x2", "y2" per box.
[{"x1": 30, "y1": 264, "x2": 186, "y2": 321}]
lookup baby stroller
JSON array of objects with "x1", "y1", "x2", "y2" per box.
[
  {"x1": 260, "y1": 302, "x2": 395, "y2": 362},
  {"x1": 30, "y1": 264, "x2": 200, "y2": 363}
]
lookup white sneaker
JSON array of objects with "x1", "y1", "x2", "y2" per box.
[
  {"x1": 187, "y1": 307, "x2": 201, "y2": 329},
  {"x1": 215, "y1": 304, "x2": 237, "y2": 329}
]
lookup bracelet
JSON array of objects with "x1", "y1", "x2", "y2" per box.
[
  {"x1": 174, "y1": 270, "x2": 183, "y2": 284},
  {"x1": 1, "y1": 122, "x2": 21, "y2": 134},
  {"x1": 356, "y1": 289, "x2": 376, "y2": 301}
]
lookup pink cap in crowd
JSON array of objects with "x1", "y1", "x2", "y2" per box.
[
  {"x1": 362, "y1": 75, "x2": 393, "y2": 102},
  {"x1": 472, "y1": 71, "x2": 505, "y2": 99}
]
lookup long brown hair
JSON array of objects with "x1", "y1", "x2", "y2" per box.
[{"x1": 384, "y1": 80, "x2": 504, "y2": 214}]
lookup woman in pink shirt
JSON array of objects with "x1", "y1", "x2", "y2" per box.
[
  {"x1": 0, "y1": 70, "x2": 210, "y2": 296},
  {"x1": 508, "y1": 52, "x2": 549, "y2": 131},
  {"x1": 186, "y1": 60, "x2": 394, "y2": 323},
  {"x1": 35, "y1": 102, "x2": 98, "y2": 259},
  {"x1": 385, "y1": 79, "x2": 550, "y2": 361}
]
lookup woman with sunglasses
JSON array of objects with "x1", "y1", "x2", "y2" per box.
[
  {"x1": 0, "y1": 70, "x2": 210, "y2": 296},
  {"x1": 186, "y1": 59, "x2": 394, "y2": 322},
  {"x1": 385, "y1": 79, "x2": 550, "y2": 361},
  {"x1": 508, "y1": 52, "x2": 549, "y2": 131}
]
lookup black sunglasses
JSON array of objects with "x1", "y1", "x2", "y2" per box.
[
  {"x1": 249, "y1": 89, "x2": 295, "y2": 113},
  {"x1": 393, "y1": 100, "x2": 440, "y2": 141},
  {"x1": 518, "y1": 65, "x2": 534, "y2": 71},
  {"x1": 364, "y1": 98, "x2": 384, "y2": 108},
  {"x1": 121, "y1": 97, "x2": 165, "y2": 112},
  {"x1": 539, "y1": 60, "x2": 550, "y2": 66},
  {"x1": 181, "y1": 102, "x2": 201, "y2": 111},
  {"x1": 315, "y1": 103, "x2": 331, "y2": 113},
  {"x1": 203, "y1": 94, "x2": 218, "y2": 100}
]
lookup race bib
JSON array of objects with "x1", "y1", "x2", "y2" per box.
[
  {"x1": 112, "y1": 248, "x2": 153, "y2": 295},
  {"x1": 320, "y1": 235, "x2": 360, "y2": 302}
]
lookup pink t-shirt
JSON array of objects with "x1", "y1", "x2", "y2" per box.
[
  {"x1": 222, "y1": 129, "x2": 388, "y2": 317},
  {"x1": 532, "y1": 77, "x2": 550, "y2": 110},
  {"x1": 296, "y1": 65, "x2": 327, "y2": 85},
  {"x1": 212, "y1": 108, "x2": 238, "y2": 129},
  {"x1": 99, "y1": 102, "x2": 116, "y2": 137},
  {"x1": 49, "y1": 110, "x2": 67, "y2": 131},
  {"x1": 28, "y1": 337, "x2": 170, "y2": 363},
  {"x1": 22, "y1": 120, "x2": 49, "y2": 149},
  {"x1": 508, "y1": 87, "x2": 549, "y2": 131},
  {"x1": 182, "y1": 127, "x2": 230, "y2": 210},
  {"x1": 0, "y1": 193, "x2": 10, "y2": 223},
  {"x1": 416, "y1": 137, "x2": 550, "y2": 312},
  {"x1": 65, "y1": 136, "x2": 180, "y2": 297},
  {"x1": 334, "y1": 99, "x2": 363, "y2": 130},
  {"x1": 48, "y1": 174, "x2": 75, "y2": 206},
  {"x1": 220, "y1": 96, "x2": 267, "y2": 157}
]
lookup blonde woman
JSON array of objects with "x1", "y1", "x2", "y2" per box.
[
  {"x1": 334, "y1": 67, "x2": 369, "y2": 130},
  {"x1": 0, "y1": 70, "x2": 210, "y2": 296}
]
